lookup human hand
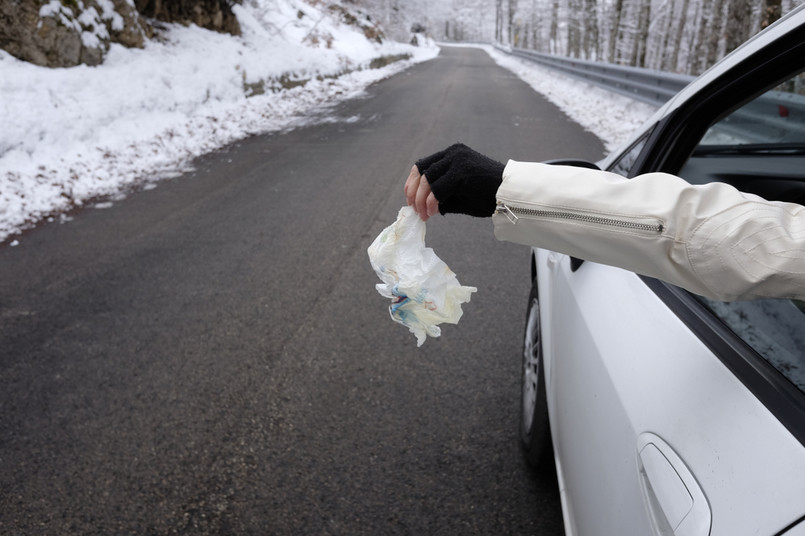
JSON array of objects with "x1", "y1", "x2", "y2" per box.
[
  {"x1": 404, "y1": 165, "x2": 440, "y2": 221},
  {"x1": 404, "y1": 143, "x2": 504, "y2": 220}
]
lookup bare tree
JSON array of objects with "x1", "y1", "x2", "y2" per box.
[
  {"x1": 689, "y1": 0, "x2": 710, "y2": 73},
  {"x1": 701, "y1": 0, "x2": 727, "y2": 71},
  {"x1": 642, "y1": 0, "x2": 671, "y2": 70},
  {"x1": 581, "y1": 0, "x2": 600, "y2": 60},
  {"x1": 550, "y1": 0, "x2": 559, "y2": 53},
  {"x1": 529, "y1": 0, "x2": 541, "y2": 50},
  {"x1": 607, "y1": 0, "x2": 624, "y2": 63},
  {"x1": 567, "y1": 0, "x2": 582, "y2": 57},
  {"x1": 495, "y1": 0, "x2": 503, "y2": 42},
  {"x1": 630, "y1": 0, "x2": 651, "y2": 68},
  {"x1": 761, "y1": 0, "x2": 783, "y2": 29},
  {"x1": 508, "y1": 0, "x2": 519, "y2": 45},
  {"x1": 654, "y1": 0, "x2": 674, "y2": 70},
  {"x1": 666, "y1": 0, "x2": 690, "y2": 72},
  {"x1": 376, "y1": 0, "x2": 803, "y2": 75},
  {"x1": 724, "y1": 0, "x2": 754, "y2": 55}
]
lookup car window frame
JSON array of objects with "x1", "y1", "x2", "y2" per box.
[
  {"x1": 607, "y1": 131, "x2": 652, "y2": 178},
  {"x1": 626, "y1": 27, "x2": 805, "y2": 447},
  {"x1": 637, "y1": 28, "x2": 805, "y2": 176}
]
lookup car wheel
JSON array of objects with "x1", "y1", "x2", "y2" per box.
[{"x1": 520, "y1": 278, "x2": 551, "y2": 469}]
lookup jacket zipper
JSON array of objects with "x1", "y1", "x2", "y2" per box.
[{"x1": 496, "y1": 203, "x2": 664, "y2": 234}]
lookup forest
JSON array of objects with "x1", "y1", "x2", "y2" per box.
[{"x1": 358, "y1": 0, "x2": 804, "y2": 75}]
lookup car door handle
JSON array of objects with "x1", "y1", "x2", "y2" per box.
[{"x1": 637, "y1": 433, "x2": 712, "y2": 536}]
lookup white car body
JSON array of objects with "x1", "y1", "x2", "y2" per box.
[
  {"x1": 529, "y1": 6, "x2": 805, "y2": 536},
  {"x1": 538, "y1": 248, "x2": 805, "y2": 535}
]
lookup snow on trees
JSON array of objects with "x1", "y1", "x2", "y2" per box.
[{"x1": 356, "y1": 0, "x2": 804, "y2": 75}]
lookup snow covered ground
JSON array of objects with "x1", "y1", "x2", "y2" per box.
[
  {"x1": 0, "y1": 0, "x2": 437, "y2": 245},
  {"x1": 483, "y1": 45, "x2": 658, "y2": 152},
  {"x1": 0, "y1": 2, "x2": 655, "y2": 246}
]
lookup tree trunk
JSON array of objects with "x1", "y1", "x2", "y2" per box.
[
  {"x1": 495, "y1": 0, "x2": 503, "y2": 42},
  {"x1": 530, "y1": 0, "x2": 540, "y2": 50},
  {"x1": 607, "y1": 0, "x2": 624, "y2": 63},
  {"x1": 550, "y1": 0, "x2": 559, "y2": 53},
  {"x1": 691, "y1": 0, "x2": 711, "y2": 74},
  {"x1": 725, "y1": 0, "x2": 753, "y2": 55},
  {"x1": 702, "y1": 0, "x2": 727, "y2": 72},
  {"x1": 508, "y1": 0, "x2": 518, "y2": 45},
  {"x1": 630, "y1": 0, "x2": 651, "y2": 68},
  {"x1": 761, "y1": 0, "x2": 782, "y2": 29},
  {"x1": 582, "y1": 0, "x2": 599, "y2": 60},
  {"x1": 656, "y1": 0, "x2": 674, "y2": 71},
  {"x1": 567, "y1": 0, "x2": 581, "y2": 57},
  {"x1": 667, "y1": 0, "x2": 689, "y2": 72}
]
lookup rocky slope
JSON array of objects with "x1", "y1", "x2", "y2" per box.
[
  {"x1": 0, "y1": 0, "x2": 241, "y2": 68},
  {"x1": 134, "y1": 0, "x2": 241, "y2": 36}
]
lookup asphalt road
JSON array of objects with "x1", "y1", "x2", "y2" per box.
[{"x1": 0, "y1": 46, "x2": 604, "y2": 535}]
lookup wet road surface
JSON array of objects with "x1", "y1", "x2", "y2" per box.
[{"x1": 0, "y1": 46, "x2": 604, "y2": 534}]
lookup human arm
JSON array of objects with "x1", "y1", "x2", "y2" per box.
[
  {"x1": 405, "y1": 145, "x2": 805, "y2": 301},
  {"x1": 494, "y1": 161, "x2": 805, "y2": 302}
]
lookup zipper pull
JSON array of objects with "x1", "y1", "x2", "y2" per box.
[{"x1": 496, "y1": 203, "x2": 519, "y2": 224}]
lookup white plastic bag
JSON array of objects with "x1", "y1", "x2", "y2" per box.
[{"x1": 368, "y1": 206, "x2": 477, "y2": 346}]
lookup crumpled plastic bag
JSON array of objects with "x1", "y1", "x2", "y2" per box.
[{"x1": 368, "y1": 206, "x2": 477, "y2": 346}]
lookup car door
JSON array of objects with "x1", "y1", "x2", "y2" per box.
[{"x1": 542, "y1": 19, "x2": 805, "y2": 536}]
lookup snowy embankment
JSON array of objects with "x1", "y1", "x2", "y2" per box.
[
  {"x1": 481, "y1": 45, "x2": 658, "y2": 152},
  {"x1": 0, "y1": 3, "x2": 656, "y2": 246},
  {"x1": 0, "y1": 0, "x2": 437, "y2": 245}
]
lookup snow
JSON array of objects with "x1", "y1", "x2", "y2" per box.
[
  {"x1": 0, "y1": 0, "x2": 437, "y2": 244},
  {"x1": 0, "y1": 1, "x2": 653, "y2": 245},
  {"x1": 480, "y1": 45, "x2": 658, "y2": 152},
  {"x1": 38, "y1": 1, "x2": 77, "y2": 27},
  {"x1": 96, "y1": 0, "x2": 125, "y2": 32}
]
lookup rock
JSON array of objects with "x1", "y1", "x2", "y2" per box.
[
  {"x1": 109, "y1": 0, "x2": 151, "y2": 48},
  {"x1": 0, "y1": 0, "x2": 150, "y2": 68},
  {"x1": 134, "y1": 0, "x2": 241, "y2": 36},
  {"x1": 328, "y1": 4, "x2": 383, "y2": 44},
  {"x1": 0, "y1": 0, "x2": 242, "y2": 68}
]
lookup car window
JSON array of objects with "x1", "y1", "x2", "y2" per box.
[
  {"x1": 678, "y1": 70, "x2": 805, "y2": 394},
  {"x1": 699, "y1": 71, "x2": 805, "y2": 147},
  {"x1": 607, "y1": 134, "x2": 649, "y2": 177},
  {"x1": 695, "y1": 298, "x2": 805, "y2": 391}
]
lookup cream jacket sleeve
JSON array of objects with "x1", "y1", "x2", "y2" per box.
[{"x1": 493, "y1": 160, "x2": 805, "y2": 302}]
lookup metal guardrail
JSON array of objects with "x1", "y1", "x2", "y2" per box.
[
  {"x1": 500, "y1": 46, "x2": 694, "y2": 107},
  {"x1": 711, "y1": 90, "x2": 805, "y2": 144},
  {"x1": 495, "y1": 44, "x2": 804, "y2": 144}
]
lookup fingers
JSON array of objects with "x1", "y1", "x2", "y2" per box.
[
  {"x1": 414, "y1": 177, "x2": 432, "y2": 220},
  {"x1": 408, "y1": 144, "x2": 466, "y2": 221},
  {"x1": 417, "y1": 155, "x2": 451, "y2": 188},
  {"x1": 425, "y1": 191, "x2": 439, "y2": 218},
  {"x1": 403, "y1": 165, "x2": 439, "y2": 221},
  {"x1": 414, "y1": 146, "x2": 451, "y2": 176},
  {"x1": 404, "y1": 165, "x2": 420, "y2": 207},
  {"x1": 406, "y1": 143, "x2": 501, "y2": 219}
]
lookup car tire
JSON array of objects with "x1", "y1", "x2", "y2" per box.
[{"x1": 520, "y1": 278, "x2": 552, "y2": 469}]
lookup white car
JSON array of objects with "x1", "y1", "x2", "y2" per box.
[{"x1": 519, "y1": 7, "x2": 805, "y2": 536}]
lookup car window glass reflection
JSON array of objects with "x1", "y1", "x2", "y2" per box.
[
  {"x1": 697, "y1": 297, "x2": 805, "y2": 391},
  {"x1": 699, "y1": 70, "x2": 805, "y2": 147}
]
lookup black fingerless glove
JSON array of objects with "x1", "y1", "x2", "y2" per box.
[{"x1": 415, "y1": 143, "x2": 504, "y2": 218}]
